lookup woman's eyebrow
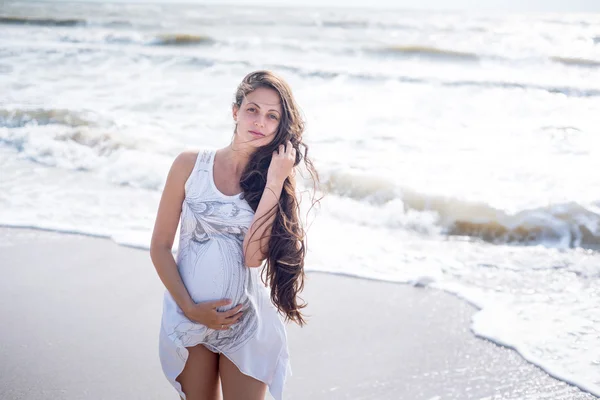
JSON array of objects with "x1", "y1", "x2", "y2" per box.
[{"x1": 248, "y1": 102, "x2": 281, "y2": 113}]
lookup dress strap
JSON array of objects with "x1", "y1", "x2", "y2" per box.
[
  {"x1": 184, "y1": 148, "x2": 214, "y2": 193},
  {"x1": 196, "y1": 148, "x2": 213, "y2": 166}
]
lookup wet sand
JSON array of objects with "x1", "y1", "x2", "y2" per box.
[{"x1": 0, "y1": 227, "x2": 595, "y2": 400}]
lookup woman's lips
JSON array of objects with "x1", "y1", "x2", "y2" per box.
[{"x1": 249, "y1": 130, "x2": 265, "y2": 138}]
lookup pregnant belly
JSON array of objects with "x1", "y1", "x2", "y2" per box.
[{"x1": 178, "y1": 240, "x2": 249, "y2": 311}]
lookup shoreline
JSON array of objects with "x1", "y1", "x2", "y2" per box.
[{"x1": 0, "y1": 226, "x2": 597, "y2": 400}]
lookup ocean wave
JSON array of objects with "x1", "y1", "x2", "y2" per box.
[
  {"x1": 151, "y1": 34, "x2": 214, "y2": 46},
  {"x1": 0, "y1": 108, "x2": 97, "y2": 128},
  {"x1": 6, "y1": 39, "x2": 598, "y2": 99},
  {"x1": 322, "y1": 170, "x2": 600, "y2": 250},
  {"x1": 445, "y1": 80, "x2": 600, "y2": 97},
  {"x1": 550, "y1": 56, "x2": 600, "y2": 68},
  {"x1": 0, "y1": 125, "x2": 130, "y2": 167},
  {"x1": 55, "y1": 129, "x2": 128, "y2": 156},
  {"x1": 376, "y1": 45, "x2": 480, "y2": 61},
  {"x1": 0, "y1": 16, "x2": 86, "y2": 27},
  {"x1": 446, "y1": 202, "x2": 600, "y2": 251},
  {"x1": 321, "y1": 169, "x2": 398, "y2": 204},
  {"x1": 0, "y1": 63, "x2": 13, "y2": 74},
  {"x1": 373, "y1": 45, "x2": 600, "y2": 73},
  {"x1": 0, "y1": 108, "x2": 128, "y2": 159},
  {"x1": 101, "y1": 20, "x2": 134, "y2": 29},
  {"x1": 321, "y1": 20, "x2": 369, "y2": 29},
  {"x1": 268, "y1": 63, "x2": 600, "y2": 98},
  {"x1": 320, "y1": 20, "x2": 415, "y2": 31}
]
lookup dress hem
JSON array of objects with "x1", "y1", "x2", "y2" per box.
[{"x1": 162, "y1": 324, "x2": 288, "y2": 400}]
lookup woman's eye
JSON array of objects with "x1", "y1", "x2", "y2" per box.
[
  {"x1": 269, "y1": 114, "x2": 278, "y2": 120},
  {"x1": 247, "y1": 107, "x2": 256, "y2": 112}
]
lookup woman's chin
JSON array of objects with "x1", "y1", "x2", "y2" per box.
[
  {"x1": 232, "y1": 131, "x2": 273, "y2": 147},
  {"x1": 244, "y1": 134, "x2": 271, "y2": 146}
]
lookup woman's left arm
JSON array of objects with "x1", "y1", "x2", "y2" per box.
[{"x1": 243, "y1": 141, "x2": 296, "y2": 268}]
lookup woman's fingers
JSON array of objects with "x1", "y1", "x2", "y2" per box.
[
  {"x1": 273, "y1": 141, "x2": 296, "y2": 157},
  {"x1": 209, "y1": 299, "x2": 232, "y2": 309},
  {"x1": 269, "y1": 141, "x2": 296, "y2": 180},
  {"x1": 219, "y1": 304, "x2": 243, "y2": 318},
  {"x1": 211, "y1": 310, "x2": 243, "y2": 330},
  {"x1": 225, "y1": 311, "x2": 244, "y2": 323}
]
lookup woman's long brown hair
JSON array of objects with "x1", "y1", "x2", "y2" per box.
[{"x1": 235, "y1": 70, "x2": 319, "y2": 326}]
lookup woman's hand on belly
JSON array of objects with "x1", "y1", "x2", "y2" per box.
[{"x1": 182, "y1": 298, "x2": 244, "y2": 330}]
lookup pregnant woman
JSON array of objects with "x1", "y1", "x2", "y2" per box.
[{"x1": 150, "y1": 70, "x2": 318, "y2": 400}]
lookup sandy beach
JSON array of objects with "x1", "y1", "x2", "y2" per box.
[{"x1": 0, "y1": 226, "x2": 596, "y2": 400}]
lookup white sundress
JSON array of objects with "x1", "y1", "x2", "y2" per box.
[{"x1": 158, "y1": 148, "x2": 291, "y2": 400}]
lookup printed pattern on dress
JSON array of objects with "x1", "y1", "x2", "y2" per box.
[{"x1": 167, "y1": 150, "x2": 260, "y2": 355}]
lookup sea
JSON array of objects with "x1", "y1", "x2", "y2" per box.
[{"x1": 1, "y1": 1, "x2": 599, "y2": 397}]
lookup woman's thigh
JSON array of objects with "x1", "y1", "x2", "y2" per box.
[
  {"x1": 176, "y1": 344, "x2": 221, "y2": 400},
  {"x1": 219, "y1": 355, "x2": 267, "y2": 400}
]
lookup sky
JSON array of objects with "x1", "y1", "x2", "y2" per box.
[{"x1": 48, "y1": 0, "x2": 600, "y2": 13}]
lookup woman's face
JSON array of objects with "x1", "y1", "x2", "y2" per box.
[{"x1": 233, "y1": 86, "x2": 282, "y2": 147}]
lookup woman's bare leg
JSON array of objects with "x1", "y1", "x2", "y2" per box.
[
  {"x1": 219, "y1": 355, "x2": 267, "y2": 400},
  {"x1": 176, "y1": 344, "x2": 221, "y2": 400}
]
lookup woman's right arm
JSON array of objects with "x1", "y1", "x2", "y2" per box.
[
  {"x1": 150, "y1": 152, "x2": 244, "y2": 330},
  {"x1": 150, "y1": 152, "x2": 197, "y2": 314}
]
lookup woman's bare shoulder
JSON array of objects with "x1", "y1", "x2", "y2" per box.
[{"x1": 171, "y1": 150, "x2": 199, "y2": 176}]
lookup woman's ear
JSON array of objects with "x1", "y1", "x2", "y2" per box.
[{"x1": 232, "y1": 104, "x2": 239, "y2": 121}]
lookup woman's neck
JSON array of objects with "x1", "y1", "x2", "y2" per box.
[{"x1": 220, "y1": 142, "x2": 253, "y2": 176}]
